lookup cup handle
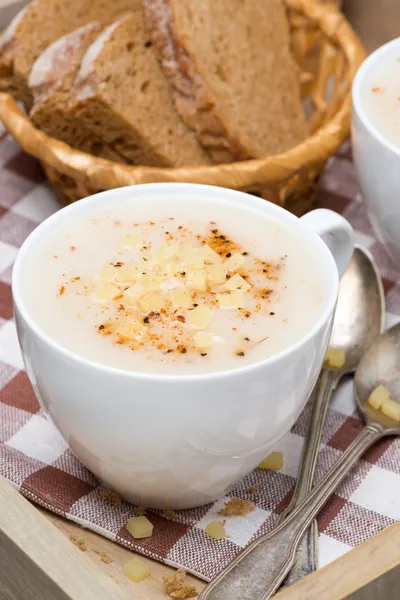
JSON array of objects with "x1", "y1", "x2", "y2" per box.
[{"x1": 300, "y1": 209, "x2": 354, "y2": 277}]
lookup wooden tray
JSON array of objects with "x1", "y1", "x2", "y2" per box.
[
  {"x1": 1, "y1": 477, "x2": 399, "y2": 600},
  {"x1": 0, "y1": 2, "x2": 397, "y2": 599}
]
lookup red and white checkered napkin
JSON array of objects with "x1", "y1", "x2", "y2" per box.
[{"x1": 0, "y1": 136, "x2": 399, "y2": 580}]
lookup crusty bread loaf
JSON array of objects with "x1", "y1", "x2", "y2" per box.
[
  {"x1": 0, "y1": 0, "x2": 141, "y2": 108},
  {"x1": 70, "y1": 11, "x2": 211, "y2": 167},
  {"x1": 28, "y1": 22, "x2": 125, "y2": 163},
  {"x1": 144, "y1": 0, "x2": 308, "y2": 163}
]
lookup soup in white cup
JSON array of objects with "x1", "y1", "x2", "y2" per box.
[
  {"x1": 12, "y1": 183, "x2": 353, "y2": 508},
  {"x1": 353, "y1": 37, "x2": 400, "y2": 264}
]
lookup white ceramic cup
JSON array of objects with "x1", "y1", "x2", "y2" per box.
[
  {"x1": 12, "y1": 184, "x2": 354, "y2": 509},
  {"x1": 352, "y1": 37, "x2": 400, "y2": 264}
]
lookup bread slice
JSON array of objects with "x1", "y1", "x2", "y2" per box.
[
  {"x1": 70, "y1": 12, "x2": 211, "y2": 167},
  {"x1": 0, "y1": 0, "x2": 141, "y2": 108},
  {"x1": 144, "y1": 0, "x2": 308, "y2": 163},
  {"x1": 28, "y1": 22, "x2": 125, "y2": 162}
]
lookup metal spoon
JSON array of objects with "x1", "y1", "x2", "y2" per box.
[
  {"x1": 279, "y1": 245, "x2": 385, "y2": 588},
  {"x1": 198, "y1": 329, "x2": 400, "y2": 600}
]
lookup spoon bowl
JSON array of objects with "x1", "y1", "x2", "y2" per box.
[
  {"x1": 355, "y1": 323, "x2": 400, "y2": 433},
  {"x1": 328, "y1": 245, "x2": 385, "y2": 374}
]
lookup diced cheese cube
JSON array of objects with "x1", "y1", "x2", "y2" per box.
[
  {"x1": 193, "y1": 331, "x2": 214, "y2": 349},
  {"x1": 205, "y1": 521, "x2": 226, "y2": 540},
  {"x1": 141, "y1": 273, "x2": 162, "y2": 292},
  {"x1": 324, "y1": 347, "x2": 345, "y2": 369},
  {"x1": 216, "y1": 290, "x2": 245, "y2": 309},
  {"x1": 98, "y1": 263, "x2": 118, "y2": 282},
  {"x1": 93, "y1": 282, "x2": 119, "y2": 302},
  {"x1": 187, "y1": 305, "x2": 212, "y2": 328},
  {"x1": 138, "y1": 292, "x2": 164, "y2": 313},
  {"x1": 207, "y1": 264, "x2": 227, "y2": 285},
  {"x1": 381, "y1": 397, "x2": 400, "y2": 422},
  {"x1": 124, "y1": 557, "x2": 150, "y2": 583},
  {"x1": 156, "y1": 243, "x2": 179, "y2": 262},
  {"x1": 170, "y1": 286, "x2": 193, "y2": 308},
  {"x1": 177, "y1": 242, "x2": 195, "y2": 261},
  {"x1": 119, "y1": 234, "x2": 140, "y2": 250},
  {"x1": 115, "y1": 317, "x2": 147, "y2": 342},
  {"x1": 368, "y1": 384, "x2": 391, "y2": 411},
  {"x1": 185, "y1": 248, "x2": 206, "y2": 269},
  {"x1": 159, "y1": 260, "x2": 177, "y2": 278},
  {"x1": 203, "y1": 244, "x2": 222, "y2": 264},
  {"x1": 126, "y1": 516, "x2": 154, "y2": 539},
  {"x1": 258, "y1": 452, "x2": 283, "y2": 470},
  {"x1": 186, "y1": 269, "x2": 207, "y2": 292},
  {"x1": 224, "y1": 253, "x2": 246, "y2": 272},
  {"x1": 123, "y1": 284, "x2": 142, "y2": 305},
  {"x1": 225, "y1": 273, "x2": 251, "y2": 291},
  {"x1": 115, "y1": 264, "x2": 139, "y2": 283}
]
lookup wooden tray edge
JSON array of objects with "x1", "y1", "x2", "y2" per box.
[{"x1": 1, "y1": 476, "x2": 399, "y2": 600}]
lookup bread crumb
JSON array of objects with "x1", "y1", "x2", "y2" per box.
[
  {"x1": 99, "y1": 553, "x2": 113, "y2": 564},
  {"x1": 164, "y1": 509, "x2": 177, "y2": 520},
  {"x1": 99, "y1": 489, "x2": 122, "y2": 504},
  {"x1": 247, "y1": 485, "x2": 259, "y2": 494},
  {"x1": 163, "y1": 569, "x2": 198, "y2": 598},
  {"x1": 133, "y1": 506, "x2": 147, "y2": 516},
  {"x1": 217, "y1": 498, "x2": 255, "y2": 516},
  {"x1": 93, "y1": 549, "x2": 113, "y2": 563},
  {"x1": 69, "y1": 535, "x2": 87, "y2": 552}
]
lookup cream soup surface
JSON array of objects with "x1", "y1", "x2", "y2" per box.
[
  {"x1": 22, "y1": 198, "x2": 327, "y2": 374},
  {"x1": 362, "y1": 52, "x2": 400, "y2": 147}
]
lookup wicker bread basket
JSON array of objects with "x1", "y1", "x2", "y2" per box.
[{"x1": 0, "y1": 0, "x2": 365, "y2": 215}]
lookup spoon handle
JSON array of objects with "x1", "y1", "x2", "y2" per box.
[
  {"x1": 198, "y1": 423, "x2": 384, "y2": 600},
  {"x1": 279, "y1": 369, "x2": 341, "y2": 587}
]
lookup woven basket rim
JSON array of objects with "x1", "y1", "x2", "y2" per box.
[{"x1": 0, "y1": 0, "x2": 366, "y2": 192}]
